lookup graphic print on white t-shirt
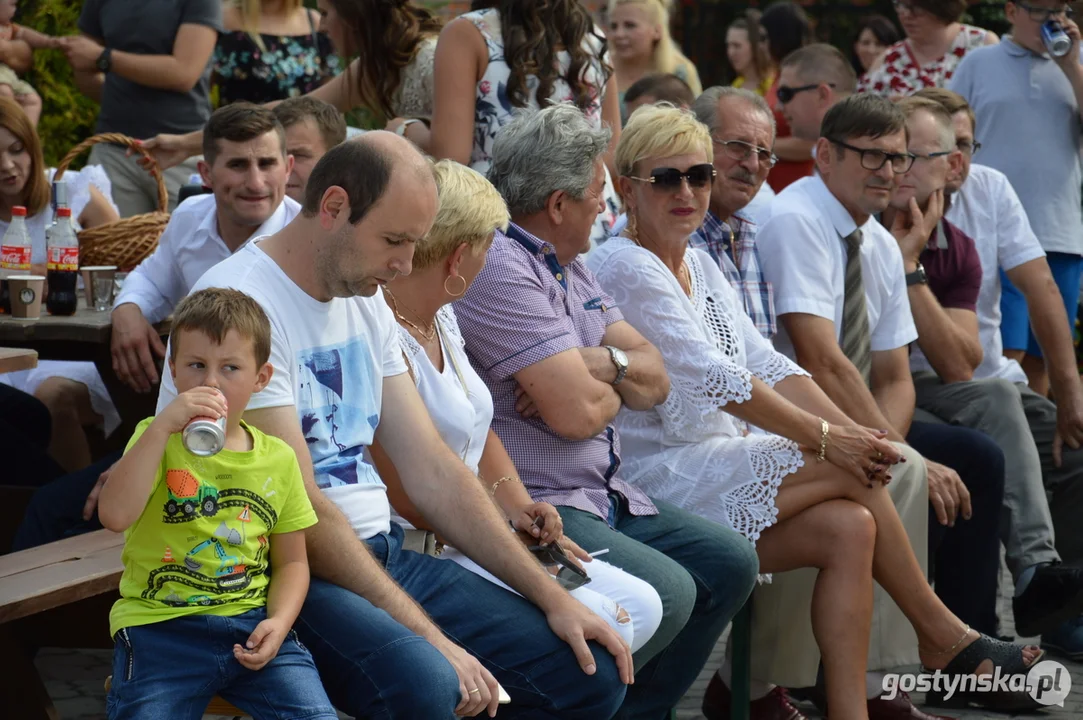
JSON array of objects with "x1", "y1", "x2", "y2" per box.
[
  {"x1": 297, "y1": 337, "x2": 381, "y2": 489},
  {"x1": 158, "y1": 240, "x2": 407, "y2": 541}
]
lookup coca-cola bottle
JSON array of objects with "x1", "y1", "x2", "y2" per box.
[
  {"x1": 45, "y1": 207, "x2": 78, "y2": 316},
  {"x1": 0, "y1": 205, "x2": 31, "y2": 314}
]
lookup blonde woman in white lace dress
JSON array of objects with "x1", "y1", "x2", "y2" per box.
[{"x1": 586, "y1": 103, "x2": 1043, "y2": 720}]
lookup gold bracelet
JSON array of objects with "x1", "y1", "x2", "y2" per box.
[
  {"x1": 817, "y1": 419, "x2": 829, "y2": 462},
  {"x1": 490, "y1": 476, "x2": 521, "y2": 498}
]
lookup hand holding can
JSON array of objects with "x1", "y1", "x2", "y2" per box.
[{"x1": 183, "y1": 388, "x2": 228, "y2": 456}]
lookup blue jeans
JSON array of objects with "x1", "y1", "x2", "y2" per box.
[
  {"x1": 558, "y1": 495, "x2": 760, "y2": 720},
  {"x1": 294, "y1": 522, "x2": 627, "y2": 720},
  {"x1": 106, "y1": 608, "x2": 336, "y2": 720},
  {"x1": 907, "y1": 420, "x2": 1005, "y2": 637}
]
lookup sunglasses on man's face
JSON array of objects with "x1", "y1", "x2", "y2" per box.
[
  {"x1": 629, "y1": 163, "x2": 716, "y2": 190},
  {"x1": 776, "y1": 83, "x2": 835, "y2": 105}
]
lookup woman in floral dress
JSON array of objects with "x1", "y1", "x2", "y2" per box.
[{"x1": 858, "y1": 0, "x2": 998, "y2": 97}]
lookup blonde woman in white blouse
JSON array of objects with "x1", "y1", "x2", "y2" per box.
[
  {"x1": 367, "y1": 159, "x2": 663, "y2": 656},
  {"x1": 586, "y1": 103, "x2": 1042, "y2": 718}
]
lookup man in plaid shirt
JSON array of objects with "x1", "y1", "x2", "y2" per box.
[{"x1": 690, "y1": 87, "x2": 779, "y2": 339}]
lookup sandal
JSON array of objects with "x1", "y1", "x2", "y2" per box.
[{"x1": 921, "y1": 629, "x2": 1044, "y2": 711}]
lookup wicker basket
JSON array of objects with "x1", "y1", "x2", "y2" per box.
[{"x1": 53, "y1": 133, "x2": 171, "y2": 270}]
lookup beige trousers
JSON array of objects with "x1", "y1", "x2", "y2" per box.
[{"x1": 746, "y1": 442, "x2": 929, "y2": 687}]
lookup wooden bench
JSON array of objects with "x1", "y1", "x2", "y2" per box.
[{"x1": 0, "y1": 529, "x2": 124, "y2": 719}]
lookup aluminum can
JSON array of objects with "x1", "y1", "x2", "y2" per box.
[
  {"x1": 1043, "y1": 20, "x2": 1072, "y2": 57},
  {"x1": 183, "y1": 415, "x2": 226, "y2": 456}
]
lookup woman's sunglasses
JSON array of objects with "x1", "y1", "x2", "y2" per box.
[{"x1": 629, "y1": 163, "x2": 716, "y2": 190}]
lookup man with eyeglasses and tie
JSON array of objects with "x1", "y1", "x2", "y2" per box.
[
  {"x1": 755, "y1": 94, "x2": 1023, "y2": 716},
  {"x1": 912, "y1": 86, "x2": 1083, "y2": 662},
  {"x1": 950, "y1": 0, "x2": 1083, "y2": 398}
]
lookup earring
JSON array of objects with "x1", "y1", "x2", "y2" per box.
[
  {"x1": 444, "y1": 274, "x2": 467, "y2": 297},
  {"x1": 626, "y1": 213, "x2": 638, "y2": 241}
]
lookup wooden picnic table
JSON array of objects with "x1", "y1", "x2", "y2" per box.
[
  {"x1": 0, "y1": 296, "x2": 171, "y2": 455},
  {"x1": 0, "y1": 346, "x2": 38, "y2": 373},
  {"x1": 0, "y1": 529, "x2": 123, "y2": 720}
]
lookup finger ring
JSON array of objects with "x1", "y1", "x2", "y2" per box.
[
  {"x1": 876, "y1": 451, "x2": 884, "y2": 461},
  {"x1": 468, "y1": 688, "x2": 480, "y2": 694}
]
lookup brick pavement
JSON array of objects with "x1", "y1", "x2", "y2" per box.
[{"x1": 35, "y1": 561, "x2": 1083, "y2": 719}]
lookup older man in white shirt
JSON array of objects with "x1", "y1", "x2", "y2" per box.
[
  {"x1": 110, "y1": 103, "x2": 300, "y2": 394},
  {"x1": 913, "y1": 87, "x2": 1083, "y2": 660}
]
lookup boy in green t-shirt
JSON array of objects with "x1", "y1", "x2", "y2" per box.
[{"x1": 99, "y1": 287, "x2": 336, "y2": 720}]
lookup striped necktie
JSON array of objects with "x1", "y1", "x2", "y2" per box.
[{"x1": 840, "y1": 229, "x2": 872, "y2": 386}]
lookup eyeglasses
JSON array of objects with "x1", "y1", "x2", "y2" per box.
[
  {"x1": 629, "y1": 163, "x2": 716, "y2": 190},
  {"x1": 910, "y1": 149, "x2": 955, "y2": 163},
  {"x1": 829, "y1": 138, "x2": 916, "y2": 173},
  {"x1": 1013, "y1": 1, "x2": 1073, "y2": 22},
  {"x1": 776, "y1": 83, "x2": 835, "y2": 104},
  {"x1": 714, "y1": 138, "x2": 778, "y2": 168},
  {"x1": 956, "y1": 139, "x2": 983, "y2": 155}
]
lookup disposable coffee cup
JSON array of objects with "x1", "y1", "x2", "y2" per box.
[
  {"x1": 8, "y1": 274, "x2": 45, "y2": 319},
  {"x1": 81, "y1": 265, "x2": 117, "y2": 308}
]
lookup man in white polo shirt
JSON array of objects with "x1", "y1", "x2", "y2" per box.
[
  {"x1": 915, "y1": 87, "x2": 1083, "y2": 660},
  {"x1": 949, "y1": 0, "x2": 1083, "y2": 395},
  {"x1": 111, "y1": 102, "x2": 300, "y2": 395}
]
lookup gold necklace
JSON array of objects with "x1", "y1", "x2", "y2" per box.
[
  {"x1": 630, "y1": 231, "x2": 693, "y2": 298},
  {"x1": 383, "y1": 288, "x2": 436, "y2": 342}
]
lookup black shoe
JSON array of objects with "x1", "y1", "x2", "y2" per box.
[{"x1": 1013, "y1": 559, "x2": 1083, "y2": 637}]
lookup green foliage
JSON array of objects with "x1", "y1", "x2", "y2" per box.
[{"x1": 18, "y1": 0, "x2": 99, "y2": 169}]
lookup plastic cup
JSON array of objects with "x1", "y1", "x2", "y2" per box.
[{"x1": 81, "y1": 266, "x2": 116, "y2": 311}]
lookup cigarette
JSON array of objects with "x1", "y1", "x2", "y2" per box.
[{"x1": 589, "y1": 549, "x2": 610, "y2": 557}]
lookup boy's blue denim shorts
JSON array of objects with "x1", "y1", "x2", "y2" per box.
[{"x1": 107, "y1": 607, "x2": 337, "y2": 720}]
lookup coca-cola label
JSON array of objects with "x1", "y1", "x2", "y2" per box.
[
  {"x1": 0, "y1": 244, "x2": 30, "y2": 270},
  {"x1": 46, "y1": 245, "x2": 78, "y2": 271}
]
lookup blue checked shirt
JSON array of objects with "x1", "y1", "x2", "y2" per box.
[{"x1": 690, "y1": 210, "x2": 777, "y2": 339}]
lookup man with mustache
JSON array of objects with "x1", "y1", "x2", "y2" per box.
[
  {"x1": 112, "y1": 102, "x2": 300, "y2": 395},
  {"x1": 688, "y1": 86, "x2": 779, "y2": 340}
]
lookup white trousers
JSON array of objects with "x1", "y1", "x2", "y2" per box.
[{"x1": 438, "y1": 545, "x2": 664, "y2": 654}]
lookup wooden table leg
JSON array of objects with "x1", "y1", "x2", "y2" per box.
[{"x1": 0, "y1": 624, "x2": 58, "y2": 720}]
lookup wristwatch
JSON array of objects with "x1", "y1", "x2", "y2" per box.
[
  {"x1": 905, "y1": 263, "x2": 928, "y2": 287},
  {"x1": 96, "y1": 48, "x2": 112, "y2": 73},
  {"x1": 604, "y1": 345, "x2": 629, "y2": 386}
]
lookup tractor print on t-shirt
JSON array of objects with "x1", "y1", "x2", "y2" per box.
[{"x1": 146, "y1": 468, "x2": 279, "y2": 608}]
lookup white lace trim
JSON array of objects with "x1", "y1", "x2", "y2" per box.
[
  {"x1": 730, "y1": 434, "x2": 804, "y2": 584},
  {"x1": 756, "y1": 352, "x2": 810, "y2": 388}
]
